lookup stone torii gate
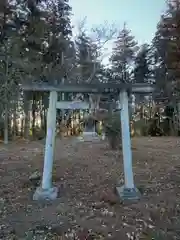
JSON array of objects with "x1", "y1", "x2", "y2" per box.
[{"x1": 22, "y1": 82, "x2": 154, "y2": 201}]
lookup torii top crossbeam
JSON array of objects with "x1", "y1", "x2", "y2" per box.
[{"x1": 22, "y1": 82, "x2": 154, "y2": 94}]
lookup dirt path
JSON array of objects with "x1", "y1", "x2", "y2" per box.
[{"x1": 0, "y1": 137, "x2": 180, "y2": 239}]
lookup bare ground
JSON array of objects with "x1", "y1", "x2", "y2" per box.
[{"x1": 0, "y1": 137, "x2": 180, "y2": 239}]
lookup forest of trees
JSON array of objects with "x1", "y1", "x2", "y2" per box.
[{"x1": 0, "y1": 0, "x2": 180, "y2": 142}]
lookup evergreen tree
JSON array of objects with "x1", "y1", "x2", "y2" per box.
[
  {"x1": 75, "y1": 31, "x2": 101, "y2": 83},
  {"x1": 110, "y1": 24, "x2": 138, "y2": 83},
  {"x1": 153, "y1": 0, "x2": 180, "y2": 97},
  {"x1": 133, "y1": 44, "x2": 151, "y2": 83},
  {"x1": 7, "y1": 0, "x2": 74, "y2": 83},
  {"x1": 42, "y1": 0, "x2": 74, "y2": 82},
  {"x1": 0, "y1": 0, "x2": 34, "y2": 142},
  {"x1": 8, "y1": 0, "x2": 49, "y2": 81},
  {"x1": 0, "y1": 0, "x2": 29, "y2": 94}
]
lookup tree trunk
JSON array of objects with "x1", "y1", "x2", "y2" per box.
[
  {"x1": 21, "y1": 118, "x2": 24, "y2": 137},
  {"x1": 4, "y1": 51, "x2": 8, "y2": 144},
  {"x1": 40, "y1": 108, "x2": 44, "y2": 129},
  {"x1": 12, "y1": 101, "x2": 17, "y2": 140},
  {"x1": 43, "y1": 108, "x2": 47, "y2": 133},
  {"x1": 176, "y1": 101, "x2": 180, "y2": 135},
  {"x1": 4, "y1": 102, "x2": 8, "y2": 144},
  {"x1": 24, "y1": 94, "x2": 31, "y2": 139},
  {"x1": 32, "y1": 94, "x2": 36, "y2": 138}
]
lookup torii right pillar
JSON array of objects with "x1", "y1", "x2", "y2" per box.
[{"x1": 116, "y1": 89, "x2": 140, "y2": 201}]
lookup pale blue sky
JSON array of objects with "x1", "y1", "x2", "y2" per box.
[{"x1": 70, "y1": 0, "x2": 166, "y2": 44}]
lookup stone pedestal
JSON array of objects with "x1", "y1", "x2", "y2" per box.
[
  {"x1": 33, "y1": 186, "x2": 58, "y2": 201},
  {"x1": 83, "y1": 131, "x2": 100, "y2": 141},
  {"x1": 77, "y1": 131, "x2": 100, "y2": 142},
  {"x1": 116, "y1": 185, "x2": 140, "y2": 201}
]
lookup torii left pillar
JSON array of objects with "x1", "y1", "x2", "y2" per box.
[
  {"x1": 116, "y1": 90, "x2": 140, "y2": 201},
  {"x1": 33, "y1": 91, "x2": 58, "y2": 200}
]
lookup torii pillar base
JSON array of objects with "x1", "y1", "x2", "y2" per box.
[
  {"x1": 116, "y1": 185, "x2": 140, "y2": 201},
  {"x1": 33, "y1": 186, "x2": 58, "y2": 201}
]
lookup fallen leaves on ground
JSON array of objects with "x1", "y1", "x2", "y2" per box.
[{"x1": 0, "y1": 137, "x2": 180, "y2": 239}]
